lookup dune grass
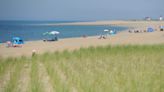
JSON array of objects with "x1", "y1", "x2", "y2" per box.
[
  {"x1": 30, "y1": 56, "x2": 43, "y2": 92},
  {"x1": 3, "y1": 57, "x2": 25, "y2": 92},
  {"x1": 0, "y1": 45, "x2": 163, "y2": 92}
]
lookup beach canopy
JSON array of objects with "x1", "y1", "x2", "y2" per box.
[
  {"x1": 147, "y1": 27, "x2": 154, "y2": 32},
  {"x1": 12, "y1": 37, "x2": 24, "y2": 44}
]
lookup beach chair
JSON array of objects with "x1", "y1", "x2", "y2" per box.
[
  {"x1": 43, "y1": 37, "x2": 58, "y2": 42},
  {"x1": 98, "y1": 35, "x2": 106, "y2": 39}
]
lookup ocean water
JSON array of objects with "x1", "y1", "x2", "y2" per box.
[{"x1": 0, "y1": 21, "x2": 127, "y2": 43}]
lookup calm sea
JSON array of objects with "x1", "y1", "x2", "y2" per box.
[{"x1": 0, "y1": 21, "x2": 127, "y2": 43}]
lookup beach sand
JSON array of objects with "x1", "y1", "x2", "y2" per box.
[{"x1": 0, "y1": 21, "x2": 164, "y2": 58}]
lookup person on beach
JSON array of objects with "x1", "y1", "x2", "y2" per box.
[
  {"x1": 32, "y1": 49, "x2": 36, "y2": 56},
  {"x1": 98, "y1": 34, "x2": 103, "y2": 39},
  {"x1": 98, "y1": 34, "x2": 106, "y2": 39},
  {"x1": 82, "y1": 35, "x2": 87, "y2": 38},
  {"x1": 129, "y1": 30, "x2": 132, "y2": 33},
  {"x1": 6, "y1": 41, "x2": 12, "y2": 48}
]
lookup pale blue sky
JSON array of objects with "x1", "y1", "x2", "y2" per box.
[{"x1": 0, "y1": 0, "x2": 163, "y2": 20}]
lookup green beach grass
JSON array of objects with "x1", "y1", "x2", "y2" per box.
[{"x1": 0, "y1": 45, "x2": 163, "y2": 92}]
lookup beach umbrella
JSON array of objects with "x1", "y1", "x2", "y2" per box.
[
  {"x1": 49, "y1": 31, "x2": 60, "y2": 35},
  {"x1": 43, "y1": 31, "x2": 60, "y2": 35},
  {"x1": 42, "y1": 31, "x2": 60, "y2": 41},
  {"x1": 103, "y1": 29, "x2": 109, "y2": 37},
  {"x1": 104, "y1": 29, "x2": 109, "y2": 32}
]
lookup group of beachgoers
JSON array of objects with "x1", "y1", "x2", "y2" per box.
[
  {"x1": 98, "y1": 30, "x2": 117, "y2": 39},
  {"x1": 129, "y1": 26, "x2": 164, "y2": 33},
  {"x1": 4, "y1": 26, "x2": 164, "y2": 48},
  {"x1": 43, "y1": 36, "x2": 58, "y2": 42},
  {"x1": 129, "y1": 29, "x2": 148, "y2": 33},
  {"x1": 5, "y1": 37, "x2": 24, "y2": 48},
  {"x1": 6, "y1": 40, "x2": 23, "y2": 48}
]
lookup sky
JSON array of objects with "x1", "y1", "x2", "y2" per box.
[{"x1": 0, "y1": 0, "x2": 163, "y2": 21}]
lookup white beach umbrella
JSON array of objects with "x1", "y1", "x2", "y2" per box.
[
  {"x1": 104, "y1": 29, "x2": 109, "y2": 32},
  {"x1": 49, "y1": 31, "x2": 60, "y2": 35}
]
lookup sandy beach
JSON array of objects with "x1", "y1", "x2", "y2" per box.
[{"x1": 0, "y1": 21, "x2": 164, "y2": 58}]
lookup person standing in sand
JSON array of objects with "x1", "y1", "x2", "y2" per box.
[
  {"x1": 32, "y1": 49, "x2": 36, "y2": 56},
  {"x1": 6, "y1": 41, "x2": 12, "y2": 48}
]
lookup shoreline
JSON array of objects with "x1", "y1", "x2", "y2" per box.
[
  {"x1": 0, "y1": 20, "x2": 164, "y2": 58},
  {"x1": 0, "y1": 23, "x2": 128, "y2": 43}
]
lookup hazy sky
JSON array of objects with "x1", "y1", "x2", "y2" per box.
[{"x1": 0, "y1": 0, "x2": 163, "y2": 20}]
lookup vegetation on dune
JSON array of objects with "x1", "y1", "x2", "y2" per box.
[
  {"x1": 0, "y1": 45, "x2": 163, "y2": 92},
  {"x1": 30, "y1": 57, "x2": 43, "y2": 92}
]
